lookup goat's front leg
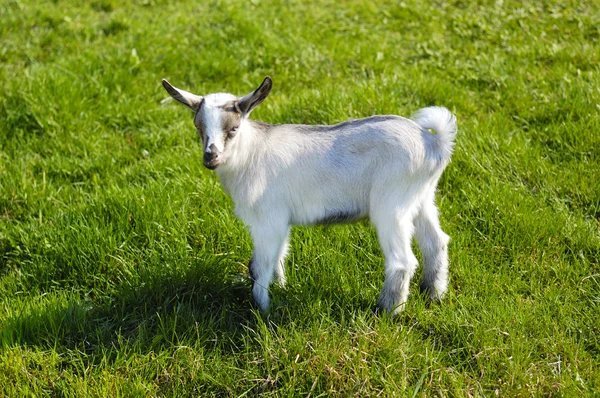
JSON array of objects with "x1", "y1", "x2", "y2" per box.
[
  {"x1": 274, "y1": 230, "x2": 290, "y2": 286},
  {"x1": 249, "y1": 221, "x2": 290, "y2": 312}
]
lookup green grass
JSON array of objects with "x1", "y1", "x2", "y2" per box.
[{"x1": 1, "y1": 0, "x2": 599, "y2": 395}]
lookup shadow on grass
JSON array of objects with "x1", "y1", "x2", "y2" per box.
[
  {"x1": 1, "y1": 254, "x2": 410, "y2": 363},
  {"x1": 0, "y1": 258, "x2": 260, "y2": 359}
]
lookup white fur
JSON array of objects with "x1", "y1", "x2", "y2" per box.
[
  {"x1": 197, "y1": 93, "x2": 237, "y2": 154},
  {"x1": 217, "y1": 108, "x2": 456, "y2": 314},
  {"x1": 165, "y1": 80, "x2": 457, "y2": 315}
]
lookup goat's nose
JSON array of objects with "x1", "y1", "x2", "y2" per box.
[
  {"x1": 203, "y1": 151, "x2": 217, "y2": 163},
  {"x1": 203, "y1": 144, "x2": 221, "y2": 169},
  {"x1": 204, "y1": 143, "x2": 219, "y2": 157}
]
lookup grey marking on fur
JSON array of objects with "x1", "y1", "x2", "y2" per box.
[
  {"x1": 248, "y1": 258, "x2": 256, "y2": 281},
  {"x1": 319, "y1": 115, "x2": 402, "y2": 131},
  {"x1": 313, "y1": 209, "x2": 364, "y2": 225},
  {"x1": 248, "y1": 120, "x2": 273, "y2": 133},
  {"x1": 220, "y1": 103, "x2": 242, "y2": 144},
  {"x1": 194, "y1": 99, "x2": 207, "y2": 140},
  {"x1": 248, "y1": 115, "x2": 403, "y2": 137}
]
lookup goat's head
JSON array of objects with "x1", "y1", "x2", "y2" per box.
[{"x1": 162, "y1": 77, "x2": 272, "y2": 170}]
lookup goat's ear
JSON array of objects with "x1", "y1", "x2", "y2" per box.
[
  {"x1": 162, "y1": 79, "x2": 203, "y2": 111},
  {"x1": 237, "y1": 76, "x2": 272, "y2": 115}
]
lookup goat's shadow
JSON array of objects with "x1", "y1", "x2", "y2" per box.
[
  {"x1": 0, "y1": 258, "x2": 261, "y2": 358},
  {"x1": 1, "y1": 255, "x2": 403, "y2": 363}
]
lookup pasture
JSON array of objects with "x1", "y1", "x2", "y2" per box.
[{"x1": 1, "y1": 0, "x2": 598, "y2": 395}]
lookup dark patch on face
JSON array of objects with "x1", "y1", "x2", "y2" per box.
[
  {"x1": 220, "y1": 102, "x2": 242, "y2": 143},
  {"x1": 194, "y1": 101, "x2": 241, "y2": 166},
  {"x1": 193, "y1": 98, "x2": 206, "y2": 141},
  {"x1": 314, "y1": 209, "x2": 364, "y2": 225}
]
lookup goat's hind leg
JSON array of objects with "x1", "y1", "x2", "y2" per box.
[
  {"x1": 414, "y1": 194, "x2": 450, "y2": 301},
  {"x1": 372, "y1": 205, "x2": 419, "y2": 316}
]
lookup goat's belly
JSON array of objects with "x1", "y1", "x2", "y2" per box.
[
  {"x1": 290, "y1": 208, "x2": 367, "y2": 226},
  {"x1": 288, "y1": 191, "x2": 369, "y2": 226},
  {"x1": 310, "y1": 209, "x2": 367, "y2": 225}
]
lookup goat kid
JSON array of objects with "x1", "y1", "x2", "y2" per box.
[{"x1": 162, "y1": 77, "x2": 457, "y2": 315}]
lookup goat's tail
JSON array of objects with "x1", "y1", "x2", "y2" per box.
[{"x1": 412, "y1": 106, "x2": 457, "y2": 162}]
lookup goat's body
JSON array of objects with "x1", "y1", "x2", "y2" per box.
[
  {"x1": 215, "y1": 109, "x2": 456, "y2": 313},
  {"x1": 219, "y1": 115, "x2": 448, "y2": 224},
  {"x1": 162, "y1": 77, "x2": 456, "y2": 315}
]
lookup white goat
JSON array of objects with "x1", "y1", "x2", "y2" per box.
[{"x1": 162, "y1": 77, "x2": 457, "y2": 315}]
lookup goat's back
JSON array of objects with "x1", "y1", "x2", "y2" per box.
[{"x1": 226, "y1": 115, "x2": 449, "y2": 225}]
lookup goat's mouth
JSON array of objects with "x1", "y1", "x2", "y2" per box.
[
  {"x1": 203, "y1": 152, "x2": 222, "y2": 170},
  {"x1": 203, "y1": 160, "x2": 220, "y2": 170}
]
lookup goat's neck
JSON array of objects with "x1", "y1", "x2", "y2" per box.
[{"x1": 216, "y1": 117, "x2": 267, "y2": 180}]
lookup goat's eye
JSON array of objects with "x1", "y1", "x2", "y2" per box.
[{"x1": 229, "y1": 126, "x2": 238, "y2": 134}]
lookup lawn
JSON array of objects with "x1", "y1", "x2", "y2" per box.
[{"x1": 1, "y1": 0, "x2": 599, "y2": 395}]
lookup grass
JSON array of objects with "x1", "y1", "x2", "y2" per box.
[{"x1": 0, "y1": 0, "x2": 599, "y2": 395}]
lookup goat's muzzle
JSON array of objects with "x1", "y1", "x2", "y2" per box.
[{"x1": 203, "y1": 144, "x2": 221, "y2": 170}]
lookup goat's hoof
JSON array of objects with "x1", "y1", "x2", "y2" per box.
[
  {"x1": 376, "y1": 298, "x2": 406, "y2": 317},
  {"x1": 274, "y1": 277, "x2": 287, "y2": 287},
  {"x1": 419, "y1": 283, "x2": 447, "y2": 302}
]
